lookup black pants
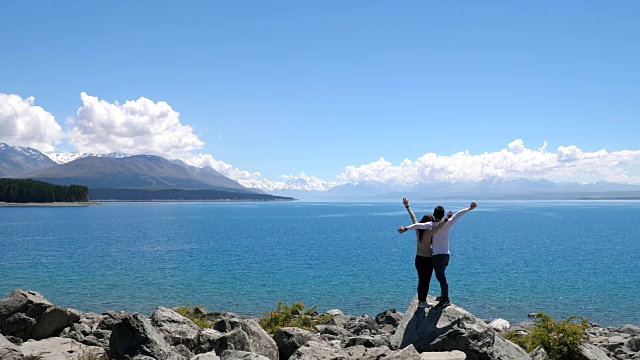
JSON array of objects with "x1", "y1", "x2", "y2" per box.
[
  {"x1": 414, "y1": 255, "x2": 433, "y2": 302},
  {"x1": 433, "y1": 254, "x2": 450, "y2": 300}
]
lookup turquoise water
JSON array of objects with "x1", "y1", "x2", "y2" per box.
[{"x1": 1, "y1": 201, "x2": 639, "y2": 326}]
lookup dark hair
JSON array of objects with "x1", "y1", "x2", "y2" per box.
[
  {"x1": 418, "y1": 214, "x2": 435, "y2": 242},
  {"x1": 433, "y1": 206, "x2": 445, "y2": 220}
]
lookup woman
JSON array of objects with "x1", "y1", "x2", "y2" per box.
[{"x1": 402, "y1": 198, "x2": 450, "y2": 308}]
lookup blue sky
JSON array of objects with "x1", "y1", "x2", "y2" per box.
[{"x1": 1, "y1": 1, "x2": 639, "y2": 188}]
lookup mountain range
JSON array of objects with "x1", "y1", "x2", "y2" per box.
[
  {"x1": 0, "y1": 143, "x2": 290, "y2": 201},
  {"x1": 1, "y1": 142, "x2": 639, "y2": 201}
]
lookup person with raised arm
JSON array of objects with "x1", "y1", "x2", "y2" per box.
[
  {"x1": 398, "y1": 201, "x2": 477, "y2": 309},
  {"x1": 402, "y1": 198, "x2": 452, "y2": 309}
]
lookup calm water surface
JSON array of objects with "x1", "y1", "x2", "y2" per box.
[{"x1": 1, "y1": 200, "x2": 638, "y2": 326}]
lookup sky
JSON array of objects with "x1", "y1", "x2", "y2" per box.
[{"x1": 1, "y1": 1, "x2": 639, "y2": 189}]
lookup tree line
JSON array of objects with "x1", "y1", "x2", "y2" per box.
[{"x1": 0, "y1": 178, "x2": 89, "y2": 203}]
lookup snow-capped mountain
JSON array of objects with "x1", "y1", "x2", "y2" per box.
[
  {"x1": 47, "y1": 151, "x2": 132, "y2": 164},
  {"x1": 0, "y1": 143, "x2": 57, "y2": 177},
  {"x1": 252, "y1": 172, "x2": 337, "y2": 192}
]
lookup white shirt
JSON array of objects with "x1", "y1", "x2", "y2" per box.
[{"x1": 404, "y1": 207, "x2": 471, "y2": 255}]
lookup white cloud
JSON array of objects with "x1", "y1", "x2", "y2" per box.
[
  {"x1": 180, "y1": 152, "x2": 262, "y2": 183},
  {"x1": 67, "y1": 92, "x2": 204, "y2": 157},
  {"x1": 0, "y1": 93, "x2": 62, "y2": 152},
  {"x1": 337, "y1": 140, "x2": 640, "y2": 185}
]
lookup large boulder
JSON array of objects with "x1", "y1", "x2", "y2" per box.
[
  {"x1": 152, "y1": 306, "x2": 201, "y2": 349},
  {"x1": 273, "y1": 327, "x2": 319, "y2": 360},
  {"x1": 20, "y1": 337, "x2": 106, "y2": 359},
  {"x1": 235, "y1": 319, "x2": 279, "y2": 360},
  {"x1": 196, "y1": 328, "x2": 252, "y2": 356},
  {"x1": 390, "y1": 295, "x2": 529, "y2": 360},
  {"x1": 288, "y1": 340, "x2": 349, "y2": 360},
  {"x1": 375, "y1": 309, "x2": 404, "y2": 328},
  {"x1": 578, "y1": 343, "x2": 614, "y2": 360},
  {"x1": 0, "y1": 289, "x2": 80, "y2": 340},
  {"x1": 0, "y1": 333, "x2": 23, "y2": 360},
  {"x1": 108, "y1": 312, "x2": 180, "y2": 360}
]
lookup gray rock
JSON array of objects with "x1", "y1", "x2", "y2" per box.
[
  {"x1": 0, "y1": 333, "x2": 23, "y2": 360},
  {"x1": 318, "y1": 325, "x2": 352, "y2": 337},
  {"x1": 98, "y1": 311, "x2": 128, "y2": 330},
  {"x1": 325, "y1": 309, "x2": 344, "y2": 317},
  {"x1": 327, "y1": 314, "x2": 349, "y2": 328},
  {"x1": 0, "y1": 289, "x2": 81, "y2": 340},
  {"x1": 152, "y1": 306, "x2": 201, "y2": 349},
  {"x1": 386, "y1": 344, "x2": 422, "y2": 360},
  {"x1": 419, "y1": 350, "x2": 467, "y2": 359},
  {"x1": 221, "y1": 349, "x2": 271, "y2": 360},
  {"x1": 529, "y1": 345, "x2": 549, "y2": 360},
  {"x1": 578, "y1": 343, "x2": 612, "y2": 360},
  {"x1": 235, "y1": 319, "x2": 279, "y2": 360},
  {"x1": 204, "y1": 311, "x2": 251, "y2": 323},
  {"x1": 344, "y1": 335, "x2": 390, "y2": 348},
  {"x1": 108, "y1": 312, "x2": 178, "y2": 360},
  {"x1": 487, "y1": 318, "x2": 510, "y2": 333},
  {"x1": 288, "y1": 340, "x2": 349, "y2": 360},
  {"x1": 626, "y1": 336, "x2": 640, "y2": 352},
  {"x1": 79, "y1": 329, "x2": 112, "y2": 350},
  {"x1": 344, "y1": 315, "x2": 378, "y2": 335},
  {"x1": 214, "y1": 319, "x2": 243, "y2": 333},
  {"x1": 345, "y1": 345, "x2": 392, "y2": 360},
  {"x1": 195, "y1": 328, "x2": 254, "y2": 356},
  {"x1": 20, "y1": 337, "x2": 106, "y2": 359},
  {"x1": 390, "y1": 295, "x2": 530, "y2": 360},
  {"x1": 273, "y1": 327, "x2": 319, "y2": 360},
  {"x1": 375, "y1": 309, "x2": 404, "y2": 328},
  {"x1": 191, "y1": 353, "x2": 221, "y2": 360},
  {"x1": 618, "y1": 325, "x2": 640, "y2": 336}
]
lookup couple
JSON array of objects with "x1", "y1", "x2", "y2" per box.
[{"x1": 398, "y1": 199, "x2": 477, "y2": 309}]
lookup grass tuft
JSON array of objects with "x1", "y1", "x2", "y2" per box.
[
  {"x1": 174, "y1": 305, "x2": 212, "y2": 328},
  {"x1": 259, "y1": 301, "x2": 333, "y2": 334}
]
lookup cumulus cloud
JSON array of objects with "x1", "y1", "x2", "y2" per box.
[
  {"x1": 180, "y1": 152, "x2": 262, "y2": 184},
  {"x1": 0, "y1": 93, "x2": 63, "y2": 152},
  {"x1": 67, "y1": 92, "x2": 204, "y2": 157},
  {"x1": 337, "y1": 140, "x2": 640, "y2": 185}
]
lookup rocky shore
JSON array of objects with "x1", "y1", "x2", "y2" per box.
[{"x1": 1, "y1": 289, "x2": 638, "y2": 360}]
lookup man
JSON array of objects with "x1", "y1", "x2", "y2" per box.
[{"x1": 398, "y1": 201, "x2": 477, "y2": 309}]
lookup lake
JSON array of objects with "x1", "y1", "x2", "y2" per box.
[{"x1": 1, "y1": 200, "x2": 638, "y2": 326}]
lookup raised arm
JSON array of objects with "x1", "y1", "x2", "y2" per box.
[
  {"x1": 403, "y1": 197, "x2": 418, "y2": 224},
  {"x1": 447, "y1": 201, "x2": 477, "y2": 226},
  {"x1": 398, "y1": 221, "x2": 436, "y2": 233}
]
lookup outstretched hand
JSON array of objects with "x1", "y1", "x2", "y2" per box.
[
  {"x1": 398, "y1": 226, "x2": 406, "y2": 234},
  {"x1": 447, "y1": 210, "x2": 453, "y2": 219},
  {"x1": 402, "y1": 198, "x2": 409, "y2": 206},
  {"x1": 470, "y1": 202, "x2": 477, "y2": 210}
]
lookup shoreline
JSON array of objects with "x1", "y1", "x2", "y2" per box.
[{"x1": 0, "y1": 201, "x2": 102, "y2": 207}]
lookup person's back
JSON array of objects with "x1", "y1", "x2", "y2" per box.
[
  {"x1": 431, "y1": 205, "x2": 473, "y2": 255},
  {"x1": 429, "y1": 202, "x2": 477, "y2": 308}
]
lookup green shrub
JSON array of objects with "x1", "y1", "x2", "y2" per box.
[
  {"x1": 504, "y1": 312, "x2": 589, "y2": 360},
  {"x1": 174, "y1": 305, "x2": 212, "y2": 328},
  {"x1": 259, "y1": 301, "x2": 333, "y2": 334}
]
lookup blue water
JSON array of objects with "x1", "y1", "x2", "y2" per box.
[{"x1": 1, "y1": 201, "x2": 639, "y2": 326}]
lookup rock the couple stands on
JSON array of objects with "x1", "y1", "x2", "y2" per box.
[{"x1": 2, "y1": 288, "x2": 633, "y2": 359}]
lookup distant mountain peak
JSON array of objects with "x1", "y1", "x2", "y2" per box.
[
  {"x1": 47, "y1": 151, "x2": 132, "y2": 164},
  {"x1": 0, "y1": 143, "x2": 57, "y2": 177}
]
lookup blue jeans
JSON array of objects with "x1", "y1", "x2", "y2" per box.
[{"x1": 433, "y1": 254, "x2": 450, "y2": 300}]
